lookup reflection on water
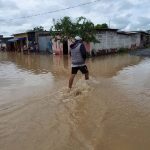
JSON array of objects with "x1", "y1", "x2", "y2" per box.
[
  {"x1": 0, "y1": 52, "x2": 150, "y2": 150},
  {"x1": 0, "y1": 52, "x2": 142, "y2": 77},
  {"x1": 88, "y1": 54, "x2": 142, "y2": 78}
]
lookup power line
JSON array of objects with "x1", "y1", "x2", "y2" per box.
[{"x1": 6, "y1": 0, "x2": 101, "y2": 21}]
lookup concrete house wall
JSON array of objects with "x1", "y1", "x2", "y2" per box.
[
  {"x1": 91, "y1": 30, "x2": 119, "y2": 54},
  {"x1": 52, "y1": 39, "x2": 63, "y2": 55},
  {"x1": 91, "y1": 30, "x2": 143, "y2": 55},
  {"x1": 130, "y1": 33, "x2": 141, "y2": 48},
  {"x1": 117, "y1": 34, "x2": 132, "y2": 49}
]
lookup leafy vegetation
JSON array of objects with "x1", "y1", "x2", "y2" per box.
[
  {"x1": 50, "y1": 16, "x2": 106, "y2": 43},
  {"x1": 27, "y1": 26, "x2": 45, "y2": 32},
  {"x1": 27, "y1": 16, "x2": 109, "y2": 43},
  {"x1": 95, "y1": 23, "x2": 108, "y2": 29}
]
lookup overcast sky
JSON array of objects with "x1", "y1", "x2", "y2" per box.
[{"x1": 0, "y1": 0, "x2": 150, "y2": 36}]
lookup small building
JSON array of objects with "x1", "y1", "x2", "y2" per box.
[
  {"x1": 0, "y1": 35, "x2": 3, "y2": 49},
  {"x1": 91, "y1": 29, "x2": 119, "y2": 55},
  {"x1": 138, "y1": 31, "x2": 150, "y2": 48},
  {"x1": 12, "y1": 31, "x2": 52, "y2": 53},
  {"x1": 36, "y1": 31, "x2": 52, "y2": 53},
  {"x1": 90, "y1": 29, "x2": 150, "y2": 56},
  {"x1": 12, "y1": 32, "x2": 26, "y2": 52},
  {"x1": 0, "y1": 35, "x2": 13, "y2": 51},
  {"x1": 147, "y1": 30, "x2": 150, "y2": 34},
  {"x1": 0, "y1": 35, "x2": 3, "y2": 42},
  {"x1": 119, "y1": 31, "x2": 150, "y2": 48}
]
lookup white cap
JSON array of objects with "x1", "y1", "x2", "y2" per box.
[{"x1": 75, "y1": 36, "x2": 82, "y2": 40}]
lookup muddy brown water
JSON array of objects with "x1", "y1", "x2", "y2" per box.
[{"x1": 0, "y1": 52, "x2": 150, "y2": 150}]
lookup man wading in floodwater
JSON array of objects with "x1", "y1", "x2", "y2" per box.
[{"x1": 69, "y1": 36, "x2": 89, "y2": 89}]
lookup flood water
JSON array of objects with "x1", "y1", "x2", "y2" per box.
[{"x1": 0, "y1": 52, "x2": 150, "y2": 150}]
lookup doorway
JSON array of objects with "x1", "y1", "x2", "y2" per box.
[{"x1": 63, "y1": 40, "x2": 68, "y2": 55}]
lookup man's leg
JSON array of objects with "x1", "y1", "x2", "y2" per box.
[
  {"x1": 80, "y1": 65, "x2": 89, "y2": 80},
  {"x1": 69, "y1": 74, "x2": 76, "y2": 89},
  {"x1": 69, "y1": 67, "x2": 78, "y2": 89},
  {"x1": 85, "y1": 72, "x2": 89, "y2": 80}
]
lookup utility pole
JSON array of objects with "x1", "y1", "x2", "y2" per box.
[{"x1": 109, "y1": 19, "x2": 111, "y2": 28}]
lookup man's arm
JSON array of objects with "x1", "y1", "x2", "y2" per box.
[{"x1": 80, "y1": 44, "x2": 87, "y2": 60}]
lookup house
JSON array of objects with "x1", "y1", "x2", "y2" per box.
[
  {"x1": 0, "y1": 35, "x2": 13, "y2": 51},
  {"x1": 36, "y1": 31, "x2": 52, "y2": 53},
  {"x1": 90, "y1": 29, "x2": 150, "y2": 56},
  {"x1": 117, "y1": 31, "x2": 141, "y2": 49},
  {"x1": 0, "y1": 35, "x2": 3, "y2": 49},
  {"x1": 139, "y1": 31, "x2": 150, "y2": 47},
  {"x1": 12, "y1": 32, "x2": 28, "y2": 52},
  {"x1": 147, "y1": 30, "x2": 150, "y2": 34},
  {"x1": 0, "y1": 35, "x2": 3, "y2": 41},
  {"x1": 130, "y1": 31, "x2": 150, "y2": 48},
  {"x1": 91, "y1": 29, "x2": 119, "y2": 55},
  {"x1": 146, "y1": 30, "x2": 150, "y2": 47},
  {"x1": 11, "y1": 31, "x2": 52, "y2": 53}
]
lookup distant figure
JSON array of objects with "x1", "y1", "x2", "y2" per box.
[
  {"x1": 47, "y1": 40, "x2": 53, "y2": 54},
  {"x1": 34, "y1": 43, "x2": 39, "y2": 52},
  {"x1": 69, "y1": 36, "x2": 89, "y2": 89},
  {"x1": 23, "y1": 45, "x2": 27, "y2": 51}
]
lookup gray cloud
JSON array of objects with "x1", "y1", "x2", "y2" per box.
[
  {"x1": 0, "y1": 0, "x2": 18, "y2": 9},
  {"x1": 0, "y1": 0, "x2": 150, "y2": 36}
]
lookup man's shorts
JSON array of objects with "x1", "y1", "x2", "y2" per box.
[{"x1": 72, "y1": 65, "x2": 89, "y2": 74}]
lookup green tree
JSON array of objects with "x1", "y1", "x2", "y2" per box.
[
  {"x1": 27, "y1": 26, "x2": 45, "y2": 32},
  {"x1": 50, "y1": 17, "x2": 75, "y2": 40},
  {"x1": 95, "y1": 23, "x2": 108, "y2": 29},
  {"x1": 50, "y1": 16, "x2": 98, "y2": 43},
  {"x1": 33, "y1": 26, "x2": 44, "y2": 32}
]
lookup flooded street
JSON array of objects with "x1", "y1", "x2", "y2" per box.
[{"x1": 0, "y1": 52, "x2": 150, "y2": 150}]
